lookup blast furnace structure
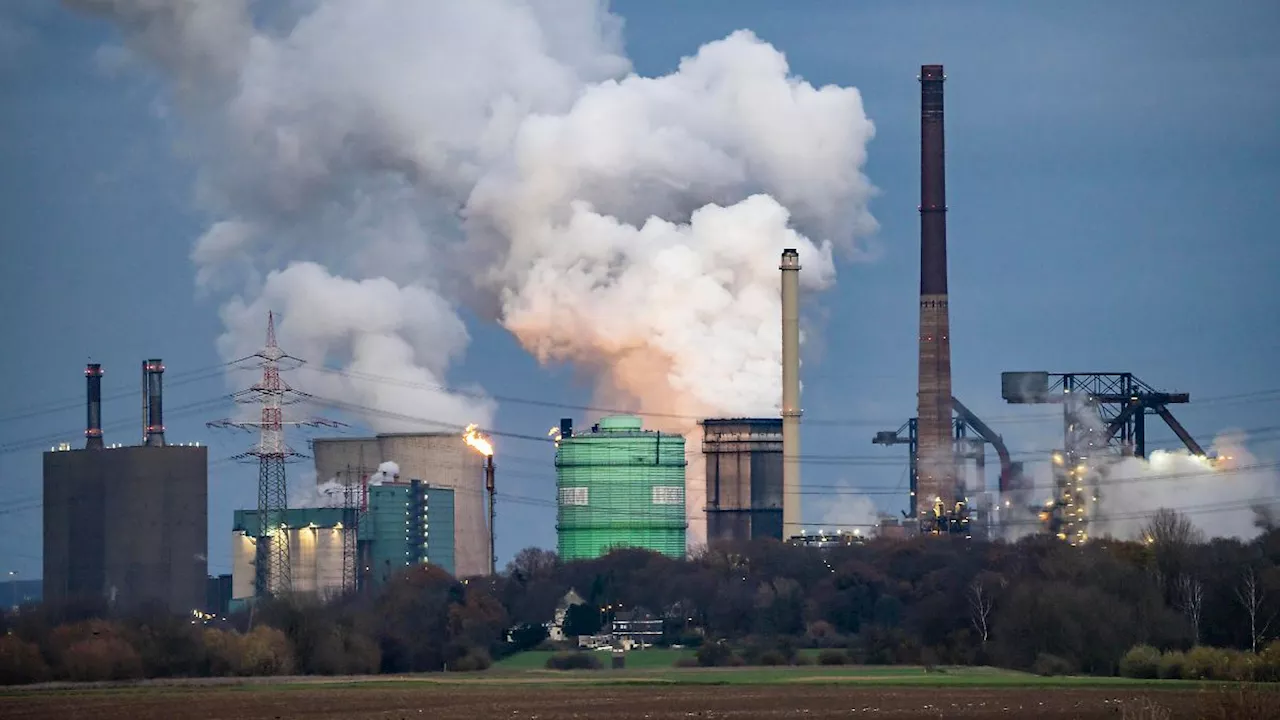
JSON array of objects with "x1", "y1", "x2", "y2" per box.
[
  {"x1": 43, "y1": 361, "x2": 208, "y2": 614},
  {"x1": 701, "y1": 417, "x2": 783, "y2": 543},
  {"x1": 555, "y1": 415, "x2": 687, "y2": 560}
]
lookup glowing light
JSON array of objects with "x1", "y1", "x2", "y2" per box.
[
  {"x1": 463, "y1": 423, "x2": 494, "y2": 457},
  {"x1": 1052, "y1": 452, "x2": 1064, "y2": 466}
]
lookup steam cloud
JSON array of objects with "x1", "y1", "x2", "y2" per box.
[
  {"x1": 1095, "y1": 432, "x2": 1280, "y2": 541},
  {"x1": 999, "y1": 394, "x2": 1279, "y2": 542},
  {"x1": 368, "y1": 461, "x2": 401, "y2": 487},
  {"x1": 67, "y1": 0, "x2": 880, "y2": 547}
]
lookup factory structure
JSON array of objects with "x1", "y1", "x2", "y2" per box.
[
  {"x1": 225, "y1": 432, "x2": 488, "y2": 607},
  {"x1": 865, "y1": 65, "x2": 1211, "y2": 543},
  {"x1": 554, "y1": 416, "x2": 687, "y2": 560},
  {"x1": 36, "y1": 64, "x2": 1225, "y2": 622},
  {"x1": 228, "y1": 476, "x2": 458, "y2": 607},
  {"x1": 43, "y1": 360, "x2": 208, "y2": 614},
  {"x1": 701, "y1": 418, "x2": 784, "y2": 543}
]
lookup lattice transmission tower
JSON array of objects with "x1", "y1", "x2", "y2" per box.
[{"x1": 209, "y1": 311, "x2": 343, "y2": 598}]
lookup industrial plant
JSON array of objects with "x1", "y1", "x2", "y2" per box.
[
  {"x1": 554, "y1": 416, "x2": 688, "y2": 560},
  {"x1": 866, "y1": 65, "x2": 1211, "y2": 543},
  {"x1": 310, "y1": 433, "x2": 489, "y2": 577},
  {"x1": 42, "y1": 360, "x2": 208, "y2": 614},
  {"x1": 32, "y1": 63, "x2": 1224, "y2": 624},
  {"x1": 228, "y1": 477, "x2": 457, "y2": 608},
  {"x1": 701, "y1": 418, "x2": 784, "y2": 543}
]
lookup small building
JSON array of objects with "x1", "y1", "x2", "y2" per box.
[
  {"x1": 610, "y1": 607, "x2": 663, "y2": 649},
  {"x1": 547, "y1": 588, "x2": 586, "y2": 642}
]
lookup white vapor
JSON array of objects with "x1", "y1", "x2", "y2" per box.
[
  {"x1": 1095, "y1": 431, "x2": 1280, "y2": 541},
  {"x1": 817, "y1": 479, "x2": 882, "y2": 534},
  {"x1": 67, "y1": 0, "x2": 880, "y2": 548},
  {"x1": 292, "y1": 478, "x2": 344, "y2": 509},
  {"x1": 368, "y1": 461, "x2": 400, "y2": 486}
]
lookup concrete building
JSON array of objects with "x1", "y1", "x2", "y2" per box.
[
  {"x1": 43, "y1": 361, "x2": 208, "y2": 615},
  {"x1": 312, "y1": 433, "x2": 488, "y2": 577},
  {"x1": 231, "y1": 508, "x2": 351, "y2": 606}
]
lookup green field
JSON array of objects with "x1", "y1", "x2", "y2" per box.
[{"x1": 484, "y1": 651, "x2": 1222, "y2": 689}]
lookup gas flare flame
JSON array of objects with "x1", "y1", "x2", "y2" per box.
[{"x1": 463, "y1": 423, "x2": 494, "y2": 457}]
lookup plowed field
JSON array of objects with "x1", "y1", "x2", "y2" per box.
[{"x1": 0, "y1": 682, "x2": 1254, "y2": 720}]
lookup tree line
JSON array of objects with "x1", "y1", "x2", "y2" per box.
[{"x1": 3, "y1": 508, "x2": 1279, "y2": 684}]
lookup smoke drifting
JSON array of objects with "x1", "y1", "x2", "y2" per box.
[
  {"x1": 1096, "y1": 432, "x2": 1280, "y2": 541},
  {"x1": 816, "y1": 481, "x2": 881, "y2": 533},
  {"x1": 67, "y1": 0, "x2": 879, "y2": 547},
  {"x1": 367, "y1": 461, "x2": 401, "y2": 487}
]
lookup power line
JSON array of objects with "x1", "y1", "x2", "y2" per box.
[{"x1": 0, "y1": 363, "x2": 231, "y2": 425}]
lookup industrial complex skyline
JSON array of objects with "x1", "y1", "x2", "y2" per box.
[{"x1": 3, "y1": 0, "x2": 1280, "y2": 584}]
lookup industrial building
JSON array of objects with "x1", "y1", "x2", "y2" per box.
[
  {"x1": 43, "y1": 361, "x2": 208, "y2": 614},
  {"x1": 363, "y1": 480, "x2": 456, "y2": 583},
  {"x1": 701, "y1": 418, "x2": 783, "y2": 543},
  {"x1": 555, "y1": 416, "x2": 687, "y2": 560},
  {"x1": 229, "y1": 480, "x2": 456, "y2": 606},
  {"x1": 231, "y1": 507, "x2": 350, "y2": 605},
  {"x1": 312, "y1": 433, "x2": 488, "y2": 577}
]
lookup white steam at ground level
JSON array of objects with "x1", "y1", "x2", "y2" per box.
[
  {"x1": 1093, "y1": 432, "x2": 1280, "y2": 541},
  {"x1": 69, "y1": 0, "x2": 880, "y2": 550},
  {"x1": 994, "y1": 424, "x2": 1279, "y2": 543}
]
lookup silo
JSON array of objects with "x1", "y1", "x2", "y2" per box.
[{"x1": 555, "y1": 415, "x2": 687, "y2": 560}]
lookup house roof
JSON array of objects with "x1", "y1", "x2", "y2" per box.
[{"x1": 557, "y1": 588, "x2": 586, "y2": 610}]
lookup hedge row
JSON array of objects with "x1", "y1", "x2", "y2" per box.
[{"x1": 1119, "y1": 642, "x2": 1280, "y2": 681}]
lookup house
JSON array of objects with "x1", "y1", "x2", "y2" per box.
[
  {"x1": 547, "y1": 588, "x2": 586, "y2": 642},
  {"x1": 609, "y1": 607, "x2": 663, "y2": 650}
]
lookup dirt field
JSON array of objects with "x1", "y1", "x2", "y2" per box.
[{"x1": 0, "y1": 683, "x2": 1250, "y2": 720}]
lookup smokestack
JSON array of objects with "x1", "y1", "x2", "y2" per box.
[
  {"x1": 916, "y1": 64, "x2": 956, "y2": 525},
  {"x1": 144, "y1": 358, "x2": 165, "y2": 447},
  {"x1": 141, "y1": 360, "x2": 148, "y2": 444},
  {"x1": 85, "y1": 364, "x2": 104, "y2": 449},
  {"x1": 780, "y1": 248, "x2": 802, "y2": 539}
]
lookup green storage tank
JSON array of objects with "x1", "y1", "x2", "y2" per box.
[{"x1": 556, "y1": 415, "x2": 687, "y2": 560}]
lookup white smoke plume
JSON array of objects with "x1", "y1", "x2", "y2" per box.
[
  {"x1": 816, "y1": 480, "x2": 882, "y2": 534},
  {"x1": 1094, "y1": 432, "x2": 1280, "y2": 542},
  {"x1": 292, "y1": 478, "x2": 345, "y2": 509},
  {"x1": 367, "y1": 460, "x2": 400, "y2": 487},
  {"x1": 67, "y1": 0, "x2": 880, "y2": 548}
]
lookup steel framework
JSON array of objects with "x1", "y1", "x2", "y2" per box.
[
  {"x1": 208, "y1": 312, "x2": 344, "y2": 597},
  {"x1": 873, "y1": 397, "x2": 1022, "y2": 536},
  {"x1": 1001, "y1": 371, "x2": 1205, "y2": 543}
]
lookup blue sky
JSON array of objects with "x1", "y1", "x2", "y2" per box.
[{"x1": 2, "y1": 0, "x2": 1278, "y2": 581}]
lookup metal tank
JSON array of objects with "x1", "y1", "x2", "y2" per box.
[{"x1": 555, "y1": 415, "x2": 687, "y2": 560}]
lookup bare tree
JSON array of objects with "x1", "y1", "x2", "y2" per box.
[
  {"x1": 1176, "y1": 574, "x2": 1204, "y2": 645},
  {"x1": 968, "y1": 577, "x2": 994, "y2": 644},
  {"x1": 505, "y1": 547, "x2": 559, "y2": 581},
  {"x1": 1143, "y1": 509, "x2": 1204, "y2": 604},
  {"x1": 1236, "y1": 569, "x2": 1275, "y2": 653},
  {"x1": 1142, "y1": 508, "x2": 1205, "y2": 547}
]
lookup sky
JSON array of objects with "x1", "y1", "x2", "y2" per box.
[{"x1": 2, "y1": 0, "x2": 1279, "y2": 582}]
